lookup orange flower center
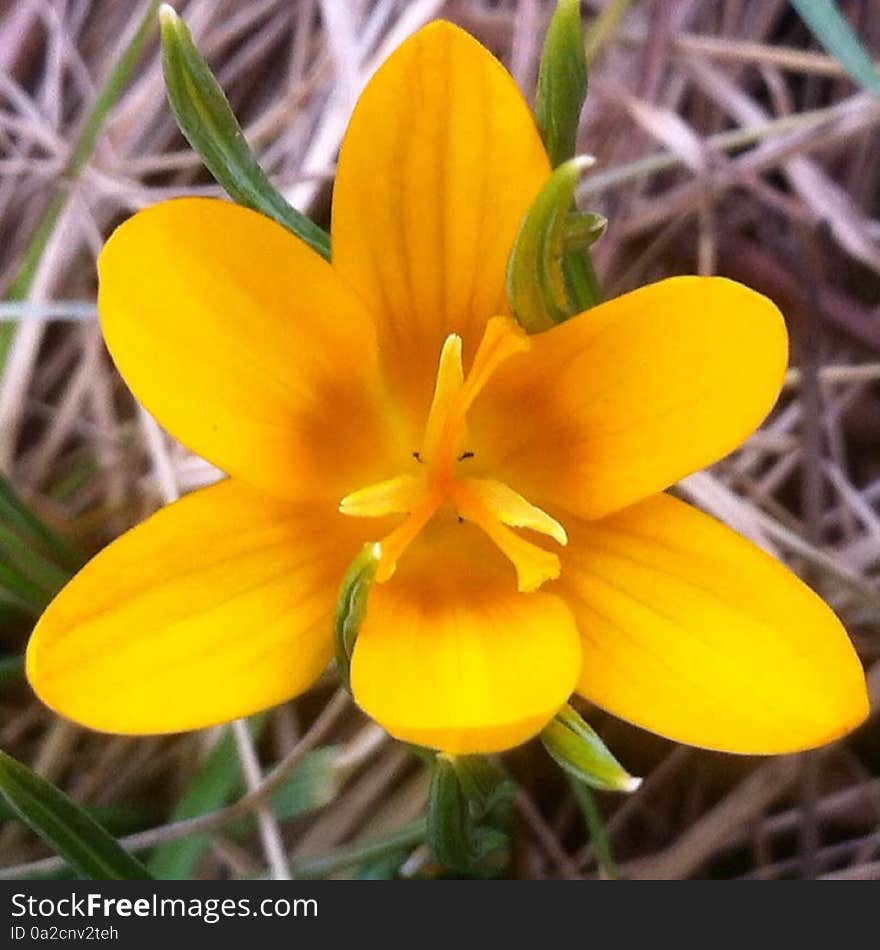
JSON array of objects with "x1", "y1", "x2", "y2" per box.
[{"x1": 339, "y1": 316, "x2": 567, "y2": 592}]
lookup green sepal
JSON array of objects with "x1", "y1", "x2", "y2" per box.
[
  {"x1": 541, "y1": 704, "x2": 641, "y2": 793},
  {"x1": 0, "y1": 749, "x2": 152, "y2": 880},
  {"x1": 450, "y1": 755, "x2": 517, "y2": 819},
  {"x1": 536, "y1": 0, "x2": 588, "y2": 168},
  {"x1": 426, "y1": 754, "x2": 512, "y2": 876},
  {"x1": 333, "y1": 542, "x2": 381, "y2": 688},
  {"x1": 506, "y1": 156, "x2": 597, "y2": 332},
  {"x1": 565, "y1": 211, "x2": 607, "y2": 248},
  {"x1": 158, "y1": 5, "x2": 331, "y2": 259}
]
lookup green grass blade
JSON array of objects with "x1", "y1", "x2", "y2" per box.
[
  {"x1": 0, "y1": 475, "x2": 83, "y2": 573},
  {"x1": 790, "y1": 0, "x2": 880, "y2": 94},
  {"x1": 147, "y1": 720, "x2": 262, "y2": 880},
  {"x1": 0, "y1": 750, "x2": 151, "y2": 879}
]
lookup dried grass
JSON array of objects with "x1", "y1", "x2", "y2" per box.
[{"x1": 0, "y1": 0, "x2": 877, "y2": 880}]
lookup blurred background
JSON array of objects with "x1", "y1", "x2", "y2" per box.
[{"x1": 0, "y1": 0, "x2": 877, "y2": 880}]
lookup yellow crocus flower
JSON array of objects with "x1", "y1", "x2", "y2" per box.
[{"x1": 26, "y1": 22, "x2": 868, "y2": 756}]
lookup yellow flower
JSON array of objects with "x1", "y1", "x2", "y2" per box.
[{"x1": 27, "y1": 22, "x2": 867, "y2": 756}]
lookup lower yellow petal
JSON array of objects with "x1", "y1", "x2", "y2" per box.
[
  {"x1": 27, "y1": 480, "x2": 368, "y2": 734},
  {"x1": 557, "y1": 493, "x2": 868, "y2": 754},
  {"x1": 350, "y1": 520, "x2": 581, "y2": 753}
]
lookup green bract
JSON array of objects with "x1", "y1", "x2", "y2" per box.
[
  {"x1": 541, "y1": 705, "x2": 641, "y2": 793},
  {"x1": 159, "y1": 5, "x2": 331, "y2": 259}
]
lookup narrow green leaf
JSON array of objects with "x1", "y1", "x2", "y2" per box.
[
  {"x1": 506, "y1": 156, "x2": 596, "y2": 331},
  {"x1": 0, "y1": 654, "x2": 25, "y2": 688},
  {"x1": 536, "y1": 0, "x2": 589, "y2": 167},
  {"x1": 0, "y1": 524, "x2": 72, "y2": 600},
  {"x1": 0, "y1": 475, "x2": 83, "y2": 573},
  {"x1": 450, "y1": 756, "x2": 517, "y2": 820},
  {"x1": 790, "y1": 0, "x2": 880, "y2": 94},
  {"x1": 147, "y1": 717, "x2": 264, "y2": 880},
  {"x1": 0, "y1": 800, "x2": 155, "y2": 836},
  {"x1": 427, "y1": 755, "x2": 511, "y2": 876},
  {"x1": 541, "y1": 704, "x2": 641, "y2": 793},
  {"x1": 159, "y1": 5, "x2": 331, "y2": 258},
  {"x1": 269, "y1": 746, "x2": 342, "y2": 821},
  {"x1": 0, "y1": 559, "x2": 53, "y2": 614},
  {"x1": 0, "y1": 749, "x2": 151, "y2": 879},
  {"x1": 0, "y1": 1, "x2": 160, "y2": 370},
  {"x1": 333, "y1": 542, "x2": 381, "y2": 687}
]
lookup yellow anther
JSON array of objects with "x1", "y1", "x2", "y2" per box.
[
  {"x1": 459, "y1": 478, "x2": 567, "y2": 546},
  {"x1": 339, "y1": 474, "x2": 425, "y2": 518}
]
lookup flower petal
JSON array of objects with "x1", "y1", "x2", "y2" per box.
[
  {"x1": 350, "y1": 520, "x2": 580, "y2": 753},
  {"x1": 332, "y1": 21, "x2": 550, "y2": 416},
  {"x1": 99, "y1": 198, "x2": 394, "y2": 502},
  {"x1": 556, "y1": 493, "x2": 868, "y2": 754},
  {"x1": 476, "y1": 277, "x2": 788, "y2": 520},
  {"x1": 27, "y1": 480, "x2": 368, "y2": 734}
]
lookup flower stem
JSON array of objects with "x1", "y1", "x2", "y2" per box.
[{"x1": 570, "y1": 778, "x2": 618, "y2": 879}]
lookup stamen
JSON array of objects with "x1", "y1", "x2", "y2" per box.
[
  {"x1": 374, "y1": 492, "x2": 443, "y2": 583},
  {"x1": 339, "y1": 474, "x2": 425, "y2": 518},
  {"x1": 459, "y1": 478, "x2": 567, "y2": 546},
  {"x1": 455, "y1": 316, "x2": 529, "y2": 417},
  {"x1": 452, "y1": 483, "x2": 561, "y2": 593}
]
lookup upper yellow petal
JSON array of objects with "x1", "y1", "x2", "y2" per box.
[
  {"x1": 475, "y1": 276, "x2": 788, "y2": 520},
  {"x1": 556, "y1": 493, "x2": 868, "y2": 754},
  {"x1": 350, "y1": 519, "x2": 581, "y2": 753},
  {"x1": 99, "y1": 198, "x2": 396, "y2": 502},
  {"x1": 27, "y1": 480, "x2": 370, "y2": 734},
  {"x1": 332, "y1": 20, "x2": 551, "y2": 420}
]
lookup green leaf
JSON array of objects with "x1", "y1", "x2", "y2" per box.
[
  {"x1": 0, "y1": 523, "x2": 71, "y2": 603},
  {"x1": 147, "y1": 717, "x2": 265, "y2": 880},
  {"x1": 426, "y1": 755, "x2": 512, "y2": 876},
  {"x1": 0, "y1": 654, "x2": 25, "y2": 688},
  {"x1": 536, "y1": 0, "x2": 589, "y2": 168},
  {"x1": 0, "y1": 475, "x2": 82, "y2": 573},
  {"x1": 159, "y1": 5, "x2": 331, "y2": 258},
  {"x1": 541, "y1": 704, "x2": 641, "y2": 792},
  {"x1": 269, "y1": 746, "x2": 342, "y2": 821},
  {"x1": 790, "y1": 0, "x2": 880, "y2": 94},
  {"x1": 0, "y1": 749, "x2": 151, "y2": 879},
  {"x1": 0, "y1": 800, "x2": 154, "y2": 836},
  {"x1": 333, "y1": 542, "x2": 381, "y2": 687},
  {"x1": 506, "y1": 156, "x2": 597, "y2": 331}
]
